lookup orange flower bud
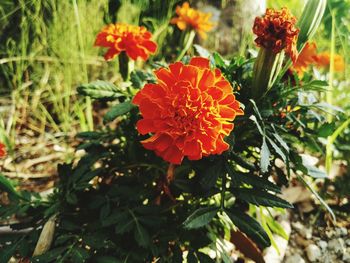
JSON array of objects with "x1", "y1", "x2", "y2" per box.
[{"x1": 253, "y1": 8, "x2": 300, "y2": 63}]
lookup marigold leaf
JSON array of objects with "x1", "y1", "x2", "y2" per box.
[
  {"x1": 134, "y1": 223, "x2": 151, "y2": 248},
  {"x1": 225, "y1": 209, "x2": 271, "y2": 248},
  {"x1": 77, "y1": 80, "x2": 124, "y2": 100},
  {"x1": 231, "y1": 171, "x2": 281, "y2": 193},
  {"x1": 183, "y1": 207, "x2": 219, "y2": 229},
  {"x1": 266, "y1": 136, "x2": 287, "y2": 163},
  {"x1": 103, "y1": 101, "x2": 135, "y2": 123},
  {"x1": 235, "y1": 188, "x2": 293, "y2": 208}
]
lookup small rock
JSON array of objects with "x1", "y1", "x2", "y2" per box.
[
  {"x1": 328, "y1": 238, "x2": 345, "y2": 254},
  {"x1": 285, "y1": 254, "x2": 306, "y2": 263},
  {"x1": 295, "y1": 235, "x2": 312, "y2": 247},
  {"x1": 305, "y1": 228, "x2": 313, "y2": 239},
  {"x1": 339, "y1": 227, "x2": 348, "y2": 237},
  {"x1": 343, "y1": 252, "x2": 350, "y2": 263},
  {"x1": 346, "y1": 239, "x2": 350, "y2": 246},
  {"x1": 318, "y1": 240, "x2": 328, "y2": 251},
  {"x1": 325, "y1": 230, "x2": 334, "y2": 239},
  {"x1": 292, "y1": 222, "x2": 304, "y2": 233},
  {"x1": 305, "y1": 244, "x2": 322, "y2": 262}
]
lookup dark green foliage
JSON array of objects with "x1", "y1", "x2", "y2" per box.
[
  {"x1": 77, "y1": 80, "x2": 125, "y2": 100},
  {"x1": 0, "y1": 49, "x2": 342, "y2": 261}
]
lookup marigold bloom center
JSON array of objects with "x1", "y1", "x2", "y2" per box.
[{"x1": 132, "y1": 57, "x2": 243, "y2": 165}]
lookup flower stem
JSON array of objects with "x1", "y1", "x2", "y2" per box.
[
  {"x1": 176, "y1": 30, "x2": 196, "y2": 62},
  {"x1": 166, "y1": 163, "x2": 176, "y2": 183},
  {"x1": 119, "y1": 52, "x2": 131, "y2": 81},
  {"x1": 251, "y1": 48, "x2": 284, "y2": 100},
  {"x1": 220, "y1": 172, "x2": 227, "y2": 210}
]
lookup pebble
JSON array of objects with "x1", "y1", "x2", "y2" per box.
[
  {"x1": 292, "y1": 222, "x2": 304, "y2": 233},
  {"x1": 305, "y1": 228, "x2": 313, "y2": 239},
  {"x1": 328, "y1": 238, "x2": 345, "y2": 254},
  {"x1": 305, "y1": 244, "x2": 322, "y2": 262},
  {"x1": 343, "y1": 252, "x2": 350, "y2": 263},
  {"x1": 325, "y1": 230, "x2": 335, "y2": 239},
  {"x1": 346, "y1": 239, "x2": 350, "y2": 246},
  {"x1": 318, "y1": 240, "x2": 328, "y2": 251},
  {"x1": 285, "y1": 254, "x2": 306, "y2": 263},
  {"x1": 338, "y1": 227, "x2": 348, "y2": 237}
]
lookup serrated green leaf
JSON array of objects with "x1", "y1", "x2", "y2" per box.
[
  {"x1": 225, "y1": 209, "x2": 271, "y2": 248},
  {"x1": 234, "y1": 172, "x2": 281, "y2": 193},
  {"x1": 115, "y1": 219, "x2": 134, "y2": 234},
  {"x1": 236, "y1": 188, "x2": 293, "y2": 208},
  {"x1": 76, "y1": 131, "x2": 102, "y2": 140},
  {"x1": 103, "y1": 101, "x2": 135, "y2": 123},
  {"x1": 130, "y1": 70, "x2": 155, "y2": 88},
  {"x1": 102, "y1": 210, "x2": 129, "y2": 227},
  {"x1": 200, "y1": 162, "x2": 222, "y2": 190},
  {"x1": 249, "y1": 115, "x2": 264, "y2": 136},
  {"x1": 271, "y1": 131, "x2": 289, "y2": 152},
  {"x1": 266, "y1": 136, "x2": 286, "y2": 163},
  {"x1": 77, "y1": 80, "x2": 124, "y2": 100},
  {"x1": 134, "y1": 223, "x2": 150, "y2": 248},
  {"x1": 183, "y1": 207, "x2": 218, "y2": 229}
]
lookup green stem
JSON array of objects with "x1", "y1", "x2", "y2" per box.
[
  {"x1": 176, "y1": 30, "x2": 196, "y2": 62},
  {"x1": 220, "y1": 172, "x2": 227, "y2": 210},
  {"x1": 325, "y1": 13, "x2": 336, "y2": 174},
  {"x1": 251, "y1": 48, "x2": 284, "y2": 100},
  {"x1": 119, "y1": 52, "x2": 130, "y2": 81}
]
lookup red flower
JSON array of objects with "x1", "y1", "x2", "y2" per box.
[
  {"x1": 253, "y1": 8, "x2": 299, "y2": 63},
  {"x1": 132, "y1": 57, "x2": 244, "y2": 164},
  {"x1": 95, "y1": 23, "x2": 157, "y2": 61},
  {"x1": 0, "y1": 143, "x2": 6, "y2": 158},
  {"x1": 170, "y1": 2, "x2": 214, "y2": 39}
]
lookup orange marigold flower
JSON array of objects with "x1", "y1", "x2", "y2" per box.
[
  {"x1": 253, "y1": 8, "x2": 300, "y2": 63},
  {"x1": 170, "y1": 2, "x2": 214, "y2": 39},
  {"x1": 132, "y1": 57, "x2": 244, "y2": 165},
  {"x1": 95, "y1": 23, "x2": 157, "y2": 61},
  {"x1": 314, "y1": 52, "x2": 345, "y2": 72},
  {"x1": 0, "y1": 143, "x2": 6, "y2": 158},
  {"x1": 291, "y1": 42, "x2": 318, "y2": 77}
]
